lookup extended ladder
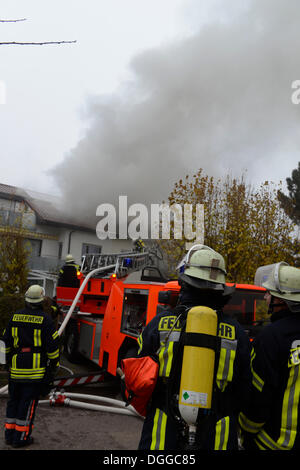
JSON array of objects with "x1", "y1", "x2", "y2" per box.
[{"x1": 80, "y1": 251, "x2": 150, "y2": 278}]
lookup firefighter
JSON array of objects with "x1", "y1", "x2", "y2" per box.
[
  {"x1": 57, "y1": 254, "x2": 80, "y2": 287},
  {"x1": 135, "y1": 245, "x2": 251, "y2": 450},
  {"x1": 239, "y1": 262, "x2": 300, "y2": 450},
  {"x1": 133, "y1": 238, "x2": 145, "y2": 253},
  {"x1": 2, "y1": 285, "x2": 60, "y2": 448}
]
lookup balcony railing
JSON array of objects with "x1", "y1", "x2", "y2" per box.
[{"x1": 27, "y1": 255, "x2": 61, "y2": 273}]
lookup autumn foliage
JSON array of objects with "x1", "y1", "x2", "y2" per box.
[
  {"x1": 0, "y1": 222, "x2": 29, "y2": 296},
  {"x1": 158, "y1": 169, "x2": 298, "y2": 283},
  {"x1": 0, "y1": 221, "x2": 29, "y2": 331}
]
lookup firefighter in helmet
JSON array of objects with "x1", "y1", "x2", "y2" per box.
[
  {"x1": 2, "y1": 285, "x2": 60, "y2": 447},
  {"x1": 239, "y1": 262, "x2": 300, "y2": 450},
  {"x1": 135, "y1": 245, "x2": 251, "y2": 450},
  {"x1": 133, "y1": 238, "x2": 145, "y2": 253},
  {"x1": 57, "y1": 254, "x2": 80, "y2": 288}
]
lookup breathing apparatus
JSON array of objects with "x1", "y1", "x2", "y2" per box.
[{"x1": 169, "y1": 245, "x2": 234, "y2": 448}]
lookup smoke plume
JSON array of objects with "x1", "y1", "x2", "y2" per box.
[{"x1": 52, "y1": 0, "x2": 300, "y2": 224}]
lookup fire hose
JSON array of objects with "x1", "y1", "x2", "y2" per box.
[
  {"x1": 39, "y1": 390, "x2": 143, "y2": 419},
  {"x1": 0, "y1": 388, "x2": 143, "y2": 418}
]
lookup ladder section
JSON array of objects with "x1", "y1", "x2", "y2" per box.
[{"x1": 81, "y1": 251, "x2": 150, "y2": 278}]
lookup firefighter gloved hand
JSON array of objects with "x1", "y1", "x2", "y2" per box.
[
  {"x1": 40, "y1": 379, "x2": 54, "y2": 398},
  {"x1": 40, "y1": 364, "x2": 58, "y2": 397}
]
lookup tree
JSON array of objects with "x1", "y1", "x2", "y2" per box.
[
  {"x1": 0, "y1": 17, "x2": 76, "y2": 46},
  {"x1": 158, "y1": 169, "x2": 298, "y2": 283},
  {"x1": 0, "y1": 217, "x2": 29, "y2": 296},
  {"x1": 277, "y1": 162, "x2": 300, "y2": 225},
  {"x1": 0, "y1": 211, "x2": 31, "y2": 332}
]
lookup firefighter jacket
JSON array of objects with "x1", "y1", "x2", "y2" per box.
[
  {"x1": 239, "y1": 308, "x2": 300, "y2": 450},
  {"x1": 136, "y1": 306, "x2": 251, "y2": 450},
  {"x1": 57, "y1": 263, "x2": 80, "y2": 288},
  {"x1": 2, "y1": 306, "x2": 60, "y2": 382}
]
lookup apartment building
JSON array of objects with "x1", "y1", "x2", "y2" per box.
[{"x1": 0, "y1": 183, "x2": 131, "y2": 294}]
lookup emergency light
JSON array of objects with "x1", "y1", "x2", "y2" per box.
[{"x1": 124, "y1": 258, "x2": 133, "y2": 268}]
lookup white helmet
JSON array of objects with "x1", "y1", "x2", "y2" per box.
[
  {"x1": 65, "y1": 254, "x2": 75, "y2": 263},
  {"x1": 179, "y1": 244, "x2": 233, "y2": 294},
  {"x1": 184, "y1": 245, "x2": 226, "y2": 283},
  {"x1": 25, "y1": 285, "x2": 45, "y2": 304},
  {"x1": 255, "y1": 262, "x2": 300, "y2": 312}
]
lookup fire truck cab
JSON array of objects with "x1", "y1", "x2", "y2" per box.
[{"x1": 56, "y1": 252, "x2": 267, "y2": 377}]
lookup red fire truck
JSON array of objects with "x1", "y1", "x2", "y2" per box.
[{"x1": 56, "y1": 252, "x2": 267, "y2": 377}]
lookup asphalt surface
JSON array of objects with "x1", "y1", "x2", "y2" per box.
[{"x1": 0, "y1": 355, "x2": 144, "y2": 453}]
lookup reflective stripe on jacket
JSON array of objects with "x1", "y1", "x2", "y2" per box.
[
  {"x1": 2, "y1": 307, "x2": 60, "y2": 382},
  {"x1": 239, "y1": 309, "x2": 300, "y2": 450}
]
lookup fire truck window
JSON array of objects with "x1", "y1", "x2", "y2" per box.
[
  {"x1": 223, "y1": 290, "x2": 266, "y2": 326},
  {"x1": 255, "y1": 299, "x2": 269, "y2": 324},
  {"x1": 121, "y1": 289, "x2": 148, "y2": 337}
]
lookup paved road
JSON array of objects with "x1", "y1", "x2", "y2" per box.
[{"x1": 0, "y1": 356, "x2": 144, "y2": 452}]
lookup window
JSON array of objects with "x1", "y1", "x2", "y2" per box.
[
  {"x1": 223, "y1": 289, "x2": 267, "y2": 326},
  {"x1": 121, "y1": 288, "x2": 149, "y2": 337},
  {"x1": 24, "y1": 238, "x2": 42, "y2": 257},
  {"x1": 82, "y1": 243, "x2": 102, "y2": 256}
]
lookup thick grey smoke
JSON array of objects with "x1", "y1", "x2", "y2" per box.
[{"x1": 52, "y1": 0, "x2": 300, "y2": 223}]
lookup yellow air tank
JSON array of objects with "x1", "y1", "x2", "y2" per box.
[{"x1": 178, "y1": 306, "x2": 218, "y2": 427}]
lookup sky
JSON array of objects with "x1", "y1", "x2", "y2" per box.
[{"x1": 1, "y1": 0, "x2": 300, "y2": 223}]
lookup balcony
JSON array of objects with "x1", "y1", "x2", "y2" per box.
[
  {"x1": 0, "y1": 209, "x2": 36, "y2": 230},
  {"x1": 27, "y1": 255, "x2": 61, "y2": 273}
]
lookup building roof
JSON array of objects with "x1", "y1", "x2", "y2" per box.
[{"x1": 0, "y1": 183, "x2": 95, "y2": 231}]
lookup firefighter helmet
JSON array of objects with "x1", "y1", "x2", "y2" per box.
[
  {"x1": 261, "y1": 262, "x2": 300, "y2": 308},
  {"x1": 179, "y1": 244, "x2": 232, "y2": 293},
  {"x1": 25, "y1": 285, "x2": 45, "y2": 304},
  {"x1": 65, "y1": 254, "x2": 75, "y2": 263}
]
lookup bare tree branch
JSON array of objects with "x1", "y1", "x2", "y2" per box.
[
  {"x1": 0, "y1": 40, "x2": 76, "y2": 46},
  {"x1": 0, "y1": 18, "x2": 27, "y2": 22},
  {"x1": 0, "y1": 17, "x2": 76, "y2": 46}
]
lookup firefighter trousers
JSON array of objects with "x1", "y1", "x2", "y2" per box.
[{"x1": 5, "y1": 380, "x2": 40, "y2": 446}]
